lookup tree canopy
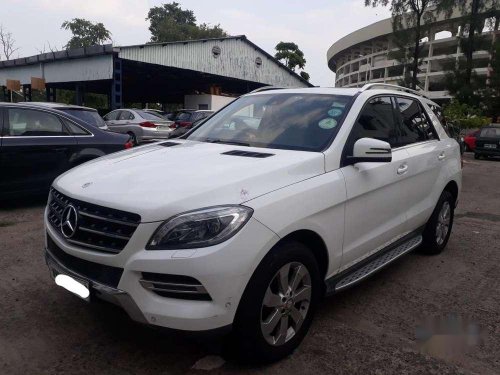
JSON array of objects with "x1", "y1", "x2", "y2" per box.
[
  {"x1": 61, "y1": 18, "x2": 111, "y2": 49},
  {"x1": 274, "y1": 42, "x2": 310, "y2": 81},
  {"x1": 147, "y1": 2, "x2": 228, "y2": 42}
]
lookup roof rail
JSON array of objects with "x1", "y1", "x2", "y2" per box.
[
  {"x1": 359, "y1": 83, "x2": 428, "y2": 99},
  {"x1": 249, "y1": 86, "x2": 286, "y2": 94}
]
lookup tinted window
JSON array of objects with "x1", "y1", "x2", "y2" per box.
[
  {"x1": 479, "y1": 127, "x2": 500, "y2": 138},
  {"x1": 396, "y1": 97, "x2": 434, "y2": 146},
  {"x1": 60, "y1": 109, "x2": 105, "y2": 128},
  {"x1": 62, "y1": 118, "x2": 90, "y2": 135},
  {"x1": 104, "y1": 111, "x2": 120, "y2": 121},
  {"x1": 136, "y1": 110, "x2": 164, "y2": 120},
  {"x1": 350, "y1": 96, "x2": 398, "y2": 147},
  {"x1": 7, "y1": 108, "x2": 69, "y2": 136},
  {"x1": 118, "y1": 111, "x2": 134, "y2": 120},
  {"x1": 187, "y1": 94, "x2": 352, "y2": 152}
]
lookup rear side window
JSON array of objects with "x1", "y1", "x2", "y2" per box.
[
  {"x1": 350, "y1": 96, "x2": 398, "y2": 148},
  {"x1": 395, "y1": 97, "x2": 436, "y2": 146},
  {"x1": 104, "y1": 111, "x2": 120, "y2": 121},
  {"x1": 62, "y1": 118, "x2": 91, "y2": 135},
  {"x1": 7, "y1": 108, "x2": 69, "y2": 136}
]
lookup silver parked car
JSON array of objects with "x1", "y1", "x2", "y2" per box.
[{"x1": 103, "y1": 109, "x2": 174, "y2": 144}]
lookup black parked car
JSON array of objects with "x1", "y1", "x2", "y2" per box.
[
  {"x1": 0, "y1": 103, "x2": 132, "y2": 198},
  {"x1": 30, "y1": 102, "x2": 109, "y2": 130},
  {"x1": 474, "y1": 125, "x2": 500, "y2": 159}
]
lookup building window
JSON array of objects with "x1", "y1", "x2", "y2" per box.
[{"x1": 255, "y1": 57, "x2": 262, "y2": 67}]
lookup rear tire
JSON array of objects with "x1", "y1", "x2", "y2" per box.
[
  {"x1": 420, "y1": 190, "x2": 455, "y2": 255},
  {"x1": 227, "y1": 241, "x2": 321, "y2": 364},
  {"x1": 127, "y1": 132, "x2": 138, "y2": 146}
]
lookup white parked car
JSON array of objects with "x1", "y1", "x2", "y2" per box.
[{"x1": 45, "y1": 85, "x2": 461, "y2": 363}]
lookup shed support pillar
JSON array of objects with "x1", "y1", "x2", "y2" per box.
[
  {"x1": 46, "y1": 86, "x2": 56, "y2": 102},
  {"x1": 111, "y1": 57, "x2": 123, "y2": 110},
  {"x1": 23, "y1": 85, "x2": 32, "y2": 102},
  {"x1": 75, "y1": 83, "x2": 84, "y2": 106}
]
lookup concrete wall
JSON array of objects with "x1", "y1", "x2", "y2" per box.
[{"x1": 184, "y1": 94, "x2": 236, "y2": 111}]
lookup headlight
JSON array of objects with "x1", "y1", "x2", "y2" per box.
[{"x1": 147, "y1": 206, "x2": 253, "y2": 250}]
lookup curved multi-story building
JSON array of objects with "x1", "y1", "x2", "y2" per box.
[{"x1": 327, "y1": 9, "x2": 497, "y2": 102}]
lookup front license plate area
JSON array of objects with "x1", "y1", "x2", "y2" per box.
[{"x1": 54, "y1": 273, "x2": 91, "y2": 301}]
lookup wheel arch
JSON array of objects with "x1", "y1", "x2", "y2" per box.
[
  {"x1": 275, "y1": 229, "x2": 329, "y2": 280},
  {"x1": 443, "y1": 180, "x2": 459, "y2": 206}
]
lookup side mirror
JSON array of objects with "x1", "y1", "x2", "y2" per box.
[{"x1": 346, "y1": 137, "x2": 392, "y2": 165}]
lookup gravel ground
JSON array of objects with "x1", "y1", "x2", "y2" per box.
[{"x1": 1, "y1": 152, "x2": 499, "y2": 375}]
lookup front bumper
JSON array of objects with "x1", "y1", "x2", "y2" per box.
[
  {"x1": 44, "y1": 214, "x2": 279, "y2": 331},
  {"x1": 475, "y1": 148, "x2": 500, "y2": 157},
  {"x1": 45, "y1": 247, "x2": 148, "y2": 324}
]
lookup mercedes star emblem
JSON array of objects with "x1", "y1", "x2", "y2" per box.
[{"x1": 61, "y1": 205, "x2": 78, "y2": 238}]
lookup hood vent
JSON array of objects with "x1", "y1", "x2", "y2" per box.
[
  {"x1": 222, "y1": 150, "x2": 274, "y2": 158},
  {"x1": 159, "y1": 141, "x2": 180, "y2": 147}
]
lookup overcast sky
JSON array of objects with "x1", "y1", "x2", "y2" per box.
[{"x1": 1, "y1": 0, "x2": 391, "y2": 87}]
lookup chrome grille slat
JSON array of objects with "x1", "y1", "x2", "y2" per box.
[
  {"x1": 78, "y1": 211, "x2": 139, "y2": 227},
  {"x1": 47, "y1": 188, "x2": 141, "y2": 254},
  {"x1": 79, "y1": 226, "x2": 131, "y2": 241}
]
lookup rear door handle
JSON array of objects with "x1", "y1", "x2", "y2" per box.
[
  {"x1": 397, "y1": 164, "x2": 408, "y2": 175},
  {"x1": 438, "y1": 152, "x2": 446, "y2": 160}
]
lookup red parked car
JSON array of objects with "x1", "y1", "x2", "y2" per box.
[{"x1": 464, "y1": 130, "x2": 480, "y2": 152}]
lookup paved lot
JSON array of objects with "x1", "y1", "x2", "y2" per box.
[{"x1": 1, "y1": 153, "x2": 499, "y2": 375}]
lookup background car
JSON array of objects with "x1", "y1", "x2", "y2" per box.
[
  {"x1": 172, "y1": 109, "x2": 213, "y2": 129},
  {"x1": 31, "y1": 102, "x2": 108, "y2": 130},
  {"x1": 474, "y1": 125, "x2": 500, "y2": 159},
  {"x1": 104, "y1": 109, "x2": 174, "y2": 145},
  {"x1": 464, "y1": 129, "x2": 480, "y2": 152},
  {"x1": 169, "y1": 111, "x2": 214, "y2": 138},
  {"x1": 0, "y1": 103, "x2": 132, "y2": 198}
]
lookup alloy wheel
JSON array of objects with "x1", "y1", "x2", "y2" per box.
[
  {"x1": 260, "y1": 262, "x2": 312, "y2": 346},
  {"x1": 436, "y1": 201, "x2": 451, "y2": 245}
]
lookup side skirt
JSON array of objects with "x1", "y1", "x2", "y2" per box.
[{"x1": 325, "y1": 227, "x2": 424, "y2": 296}]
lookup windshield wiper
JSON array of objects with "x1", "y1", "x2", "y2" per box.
[{"x1": 204, "y1": 138, "x2": 250, "y2": 147}]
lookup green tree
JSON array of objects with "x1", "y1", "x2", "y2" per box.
[
  {"x1": 274, "y1": 42, "x2": 306, "y2": 71},
  {"x1": 61, "y1": 18, "x2": 111, "y2": 49},
  {"x1": 365, "y1": 0, "x2": 438, "y2": 90},
  {"x1": 147, "y1": 2, "x2": 228, "y2": 42},
  {"x1": 300, "y1": 71, "x2": 311, "y2": 81}
]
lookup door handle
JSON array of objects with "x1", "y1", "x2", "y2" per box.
[
  {"x1": 438, "y1": 152, "x2": 446, "y2": 160},
  {"x1": 397, "y1": 164, "x2": 408, "y2": 175},
  {"x1": 55, "y1": 147, "x2": 68, "y2": 152}
]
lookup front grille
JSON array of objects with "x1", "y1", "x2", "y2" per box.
[
  {"x1": 47, "y1": 235, "x2": 123, "y2": 288},
  {"x1": 47, "y1": 188, "x2": 141, "y2": 254},
  {"x1": 140, "y1": 272, "x2": 212, "y2": 301}
]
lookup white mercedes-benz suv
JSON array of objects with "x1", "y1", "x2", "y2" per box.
[{"x1": 45, "y1": 85, "x2": 461, "y2": 362}]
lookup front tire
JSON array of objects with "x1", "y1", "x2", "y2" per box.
[
  {"x1": 228, "y1": 241, "x2": 321, "y2": 364},
  {"x1": 420, "y1": 190, "x2": 455, "y2": 255},
  {"x1": 127, "y1": 132, "x2": 138, "y2": 146}
]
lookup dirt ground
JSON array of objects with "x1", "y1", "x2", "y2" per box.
[{"x1": 1, "y1": 152, "x2": 499, "y2": 375}]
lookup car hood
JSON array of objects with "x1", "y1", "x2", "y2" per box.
[{"x1": 53, "y1": 140, "x2": 325, "y2": 222}]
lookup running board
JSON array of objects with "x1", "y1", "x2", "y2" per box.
[{"x1": 327, "y1": 235, "x2": 423, "y2": 294}]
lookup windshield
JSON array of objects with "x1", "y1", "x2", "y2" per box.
[
  {"x1": 136, "y1": 110, "x2": 165, "y2": 120},
  {"x1": 60, "y1": 109, "x2": 106, "y2": 127},
  {"x1": 480, "y1": 127, "x2": 500, "y2": 138},
  {"x1": 186, "y1": 93, "x2": 352, "y2": 151}
]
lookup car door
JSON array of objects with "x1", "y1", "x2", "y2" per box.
[
  {"x1": 104, "y1": 110, "x2": 121, "y2": 126},
  {"x1": 339, "y1": 96, "x2": 410, "y2": 271},
  {"x1": 393, "y1": 97, "x2": 446, "y2": 232},
  {"x1": 0, "y1": 107, "x2": 77, "y2": 195}
]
